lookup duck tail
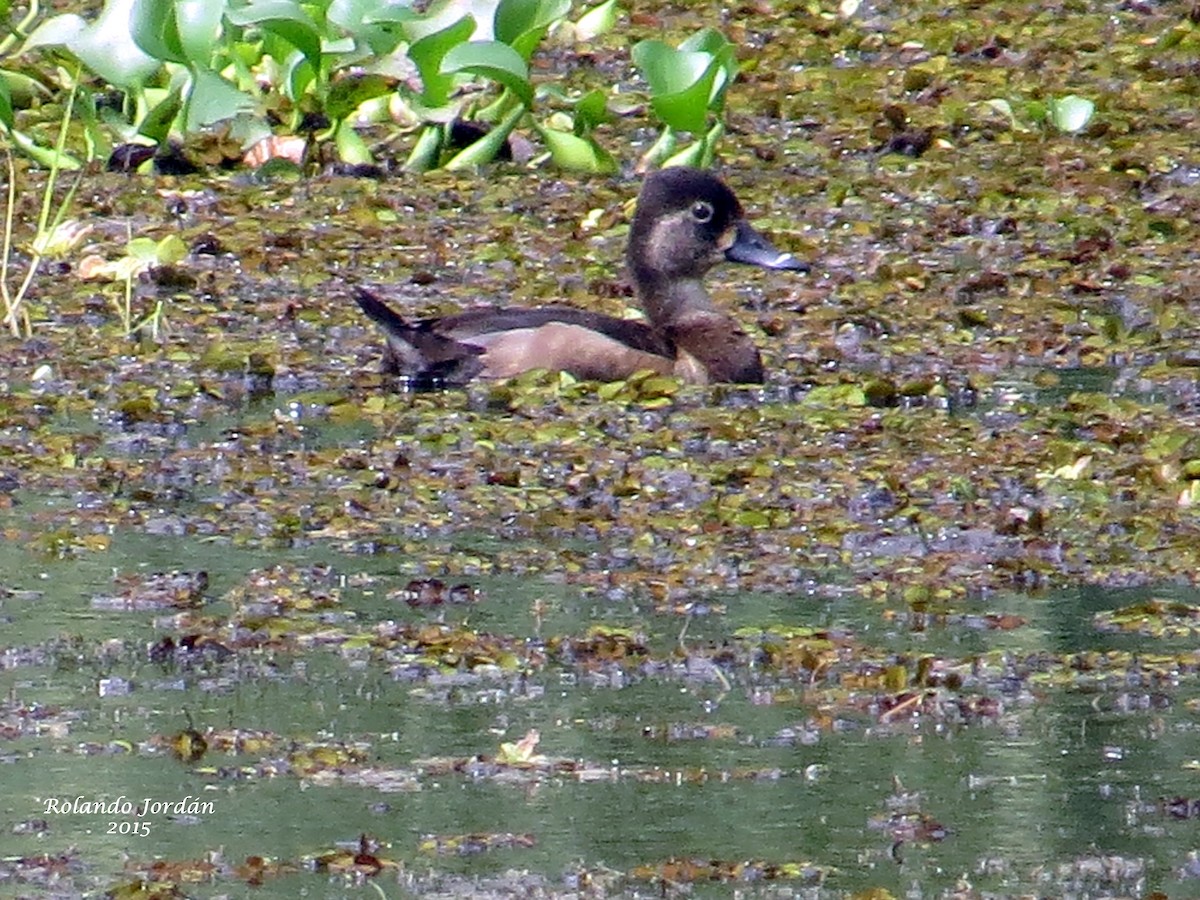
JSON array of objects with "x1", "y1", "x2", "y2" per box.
[
  {"x1": 354, "y1": 287, "x2": 483, "y2": 386},
  {"x1": 354, "y1": 287, "x2": 411, "y2": 334}
]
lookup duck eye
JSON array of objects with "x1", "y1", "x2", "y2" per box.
[{"x1": 691, "y1": 201, "x2": 714, "y2": 223}]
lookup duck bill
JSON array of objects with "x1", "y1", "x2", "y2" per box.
[{"x1": 725, "y1": 221, "x2": 809, "y2": 272}]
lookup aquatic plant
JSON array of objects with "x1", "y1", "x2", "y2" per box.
[
  {"x1": 1, "y1": 77, "x2": 83, "y2": 338},
  {"x1": 632, "y1": 27, "x2": 737, "y2": 169},
  {"x1": 18, "y1": 0, "x2": 624, "y2": 172}
]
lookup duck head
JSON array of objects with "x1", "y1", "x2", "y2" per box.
[{"x1": 626, "y1": 166, "x2": 807, "y2": 326}]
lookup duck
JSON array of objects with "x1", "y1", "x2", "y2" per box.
[{"x1": 355, "y1": 166, "x2": 807, "y2": 387}]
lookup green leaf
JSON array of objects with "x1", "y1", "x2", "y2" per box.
[
  {"x1": 662, "y1": 139, "x2": 705, "y2": 168},
  {"x1": 177, "y1": 0, "x2": 226, "y2": 67},
  {"x1": 494, "y1": 0, "x2": 569, "y2": 59},
  {"x1": 0, "y1": 77, "x2": 12, "y2": 129},
  {"x1": 444, "y1": 101, "x2": 523, "y2": 169},
  {"x1": 441, "y1": 40, "x2": 533, "y2": 108},
  {"x1": 408, "y1": 15, "x2": 474, "y2": 106},
  {"x1": 403, "y1": 122, "x2": 444, "y2": 172},
  {"x1": 633, "y1": 38, "x2": 733, "y2": 132},
  {"x1": 138, "y1": 85, "x2": 183, "y2": 142},
  {"x1": 281, "y1": 47, "x2": 317, "y2": 102},
  {"x1": 539, "y1": 126, "x2": 616, "y2": 173},
  {"x1": 226, "y1": 1, "x2": 323, "y2": 73},
  {"x1": 128, "y1": 233, "x2": 187, "y2": 265},
  {"x1": 326, "y1": 72, "x2": 395, "y2": 121},
  {"x1": 186, "y1": 67, "x2": 256, "y2": 129},
  {"x1": 1048, "y1": 95, "x2": 1094, "y2": 134},
  {"x1": 330, "y1": 0, "x2": 410, "y2": 54},
  {"x1": 573, "y1": 88, "x2": 609, "y2": 131},
  {"x1": 3, "y1": 127, "x2": 83, "y2": 168},
  {"x1": 679, "y1": 26, "x2": 732, "y2": 57},
  {"x1": 573, "y1": 0, "x2": 618, "y2": 41},
  {"x1": 22, "y1": 0, "x2": 160, "y2": 89},
  {"x1": 0, "y1": 72, "x2": 52, "y2": 109},
  {"x1": 130, "y1": 0, "x2": 186, "y2": 64},
  {"x1": 335, "y1": 119, "x2": 374, "y2": 164}
]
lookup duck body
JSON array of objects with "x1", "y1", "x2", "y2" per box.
[{"x1": 356, "y1": 167, "x2": 806, "y2": 387}]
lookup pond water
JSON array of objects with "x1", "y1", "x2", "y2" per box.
[{"x1": 2, "y1": 522, "x2": 1198, "y2": 898}]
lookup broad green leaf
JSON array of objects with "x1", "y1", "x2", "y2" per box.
[
  {"x1": 444, "y1": 101, "x2": 522, "y2": 169},
  {"x1": 130, "y1": 0, "x2": 186, "y2": 63},
  {"x1": 335, "y1": 119, "x2": 374, "y2": 163},
  {"x1": 403, "y1": 122, "x2": 443, "y2": 172},
  {"x1": 138, "y1": 85, "x2": 183, "y2": 141},
  {"x1": 226, "y1": 1, "x2": 323, "y2": 73},
  {"x1": 441, "y1": 40, "x2": 532, "y2": 108},
  {"x1": 539, "y1": 126, "x2": 616, "y2": 173},
  {"x1": 662, "y1": 139, "x2": 705, "y2": 168},
  {"x1": 3, "y1": 128, "x2": 83, "y2": 169},
  {"x1": 333, "y1": 0, "x2": 412, "y2": 54},
  {"x1": 326, "y1": 72, "x2": 395, "y2": 120},
  {"x1": 0, "y1": 71, "x2": 51, "y2": 108},
  {"x1": 494, "y1": 0, "x2": 568, "y2": 59},
  {"x1": 281, "y1": 47, "x2": 317, "y2": 101},
  {"x1": 679, "y1": 27, "x2": 733, "y2": 57},
  {"x1": 1049, "y1": 95, "x2": 1094, "y2": 133},
  {"x1": 0, "y1": 77, "x2": 12, "y2": 129},
  {"x1": 573, "y1": 0, "x2": 618, "y2": 41},
  {"x1": 633, "y1": 39, "x2": 730, "y2": 132},
  {"x1": 408, "y1": 15, "x2": 474, "y2": 106},
  {"x1": 22, "y1": 0, "x2": 160, "y2": 88},
  {"x1": 127, "y1": 234, "x2": 186, "y2": 264},
  {"x1": 573, "y1": 88, "x2": 609, "y2": 131},
  {"x1": 177, "y1": 0, "x2": 226, "y2": 67},
  {"x1": 186, "y1": 67, "x2": 256, "y2": 129}
]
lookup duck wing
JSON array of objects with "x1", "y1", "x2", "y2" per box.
[{"x1": 356, "y1": 289, "x2": 678, "y2": 384}]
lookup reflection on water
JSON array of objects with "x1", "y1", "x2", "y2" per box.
[{"x1": 0, "y1": 532, "x2": 1196, "y2": 897}]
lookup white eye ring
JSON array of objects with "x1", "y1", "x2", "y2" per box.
[{"x1": 691, "y1": 201, "x2": 714, "y2": 223}]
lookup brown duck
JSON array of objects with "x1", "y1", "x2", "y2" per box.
[{"x1": 356, "y1": 167, "x2": 807, "y2": 386}]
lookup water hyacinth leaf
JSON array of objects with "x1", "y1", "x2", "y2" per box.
[
  {"x1": 326, "y1": 72, "x2": 394, "y2": 121},
  {"x1": 138, "y1": 85, "x2": 183, "y2": 142},
  {"x1": 633, "y1": 40, "x2": 730, "y2": 133},
  {"x1": 1049, "y1": 95, "x2": 1094, "y2": 133},
  {"x1": 573, "y1": 88, "x2": 609, "y2": 131},
  {"x1": 186, "y1": 67, "x2": 256, "y2": 130},
  {"x1": 128, "y1": 234, "x2": 187, "y2": 265},
  {"x1": 0, "y1": 78, "x2": 11, "y2": 128},
  {"x1": 129, "y1": 0, "x2": 187, "y2": 64},
  {"x1": 493, "y1": 0, "x2": 569, "y2": 60},
  {"x1": 444, "y1": 101, "x2": 522, "y2": 169},
  {"x1": 4, "y1": 127, "x2": 82, "y2": 169},
  {"x1": 539, "y1": 126, "x2": 617, "y2": 173},
  {"x1": 404, "y1": 122, "x2": 443, "y2": 172},
  {"x1": 573, "y1": 0, "x2": 618, "y2": 41},
  {"x1": 408, "y1": 15, "x2": 475, "y2": 106},
  {"x1": 329, "y1": 0, "x2": 410, "y2": 53},
  {"x1": 1, "y1": 72, "x2": 52, "y2": 109},
  {"x1": 281, "y1": 46, "x2": 317, "y2": 101},
  {"x1": 441, "y1": 40, "x2": 533, "y2": 108},
  {"x1": 176, "y1": 0, "x2": 226, "y2": 68},
  {"x1": 335, "y1": 119, "x2": 374, "y2": 163},
  {"x1": 664, "y1": 141, "x2": 702, "y2": 168},
  {"x1": 328, "y1": 0, "x2": 412, "y2": 56},
  {"x1": 679, "y1": 26, "x2": 734, "y2": 60},
  {"x1": 226, "y1": 1, "x2": 323, "y2": 75},
  {"x1": 22, "y1": 0, "x2": 160, "y2": 88}
]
